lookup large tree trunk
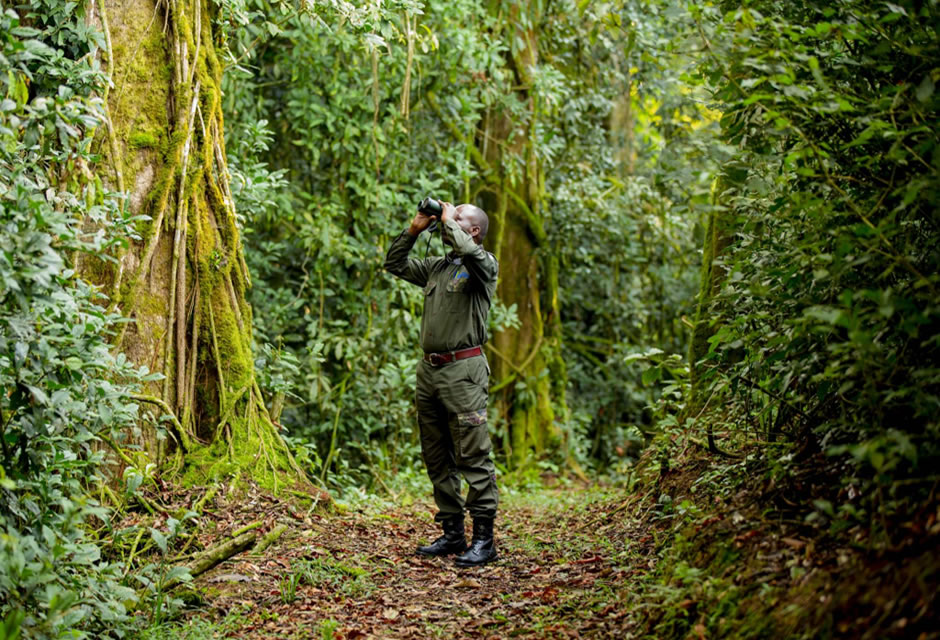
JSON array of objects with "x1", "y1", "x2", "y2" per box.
[
  {"x1": 87, "y1": 0, "x2": 305, "y2": 491},
  {"x1": 475, "y1": 2, "x2": 569, "y2": 468}
]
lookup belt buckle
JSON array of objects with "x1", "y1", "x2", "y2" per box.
[{"x1": 429, "y1": 353, "x2": 447, "y2": 366}]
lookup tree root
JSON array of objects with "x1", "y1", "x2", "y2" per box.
[
  {"x1": 130, "y1": 393, "x2": 193, "y2": 452},
  {"x1": 251, "y1": 523, "x2": 287, "y2": 555},
  {"x1": 170, "y1": 532, "x2": 198, "y2": 562},
  {"x1": 123, "y1": 526, "x2": 147, "y2": 577},
  {"x1": 193, "y1": 484, "x2": 219, "y2": 513},
  {"x1": 207, "y1": 302, "x2": 227, "y2": 404},
  {"x1": 99, "y1": 432, "x2": 138, "y2": 468},
  {"x1": 225, "y1": 272, "x2": 244, "y2": 332},
  {"x1": 214, "y1": 385, "x2": 248, "y2": 441},
  {"x1": 163, "y1": 82, "x2": 200, "y2": 407},
  {"x1": 160, "y1": 531, "x2": 258, "y2": 593},
  {"x1": 231, "y1": 521, "x2": 262, "y2": 538},
  {"x1": 185, "y1": 277, "x2": 201, "y2": 429}
]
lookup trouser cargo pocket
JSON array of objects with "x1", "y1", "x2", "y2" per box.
[{"x1": 456, "y1": 408, "x2": 491, "y2": 459}]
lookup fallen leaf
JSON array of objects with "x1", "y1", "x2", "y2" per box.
[
  {"x1": 455, "y1": 578, "x2": 482, "y2": 589},
  {"x1": 540, "y1": 587, "x2": 559, "y2": 602},
  {"x1": 781, "y1": 537, "x2": 806, "y2": 549},
  {"x1": 382, "y1": 608, "x2": 399, "y2": 621}
]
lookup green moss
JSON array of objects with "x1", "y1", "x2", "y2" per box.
[
  {"x1": 193, "y1": 198, "x2": 216, "y2": 273},
  {"x1": 177, "y1": 409, "x2": 298, "y2": 494},
  {"x1": 177, "y1": 10, "x2": 195, "y2": 52},
  {"x1": 211, "y1": 293, "x2": 251, "y2": 393},
  {"x1": 129, "y1": 131, "x2": 159, "y2": 149},
  {"x1": 109, "y1": 0, "x2": 172, "y2": 196},
  {"x1": 81, "y1": 254, "x2": 116, "y2": 291},
  {"x1": 183, "y1": 167, "x2": 204, "y2": 203}
]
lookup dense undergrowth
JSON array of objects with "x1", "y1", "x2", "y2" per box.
[
  {"x1": 0, "y1": 4, "x2": 153, "y2": 636},
  {"x1": 222, "y1": 0, "x2": 710, "y2": 481},
  {"x1": 683, "y1": 0, "x2": 940, "y2": 550}
]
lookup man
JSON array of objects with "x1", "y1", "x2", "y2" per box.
[{"x1": 384, "y1": 200, "x2": 499, "y2": 567}]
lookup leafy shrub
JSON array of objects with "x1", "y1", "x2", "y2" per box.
[
  {"x1": 0, "y1": 5, "x2": 151, "y2": 638},
  {"x1": 692, "y1": 0, "x2": 940, "y2": 529}
]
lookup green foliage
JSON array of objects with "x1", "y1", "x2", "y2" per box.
[
  {"x1": 317, "y1": 619, "x2": 341, "y2": 640},
  {"x1": 285, "y1": 556, "x2": 374, "y2": 601},
  {"x1": 135, "y1": 609, "x2": 249, "y2": 640},
  {"x1": 692, "y1": 0, "x2": 940, "y2": 531},
  {"x1": 222, "y1": 0, "x2": 519, "y2": 488},
  {"x1": 134, "y1": 515, "x2": 196, "y2": 627},
  {"x1": 221, "y1": 0, "x2": 711, "y2": 483},
  {"x1": 551, "y1": 0, "x2": 718, "y2": 463},
  {"x1": 278, "y1": 568, "x2": 301, "y2": 604},
  {"x1": 0, "y1": 5, "x2": 156, "y2": 638}
]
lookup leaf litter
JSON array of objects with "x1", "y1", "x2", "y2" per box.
[{"x1": 164, "y1": 483, "x2": 647, "y2": 639}]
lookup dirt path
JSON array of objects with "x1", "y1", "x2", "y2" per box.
[{"x1": 177, "y1": 486, "x2": 647, "y2": 639}]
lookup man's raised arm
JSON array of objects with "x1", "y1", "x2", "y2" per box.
[{"x1": 384, "y1": 212, "x2": 434, "y2": 287}]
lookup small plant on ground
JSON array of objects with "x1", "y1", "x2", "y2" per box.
[
  {"x1": 280, "y1": 567, "x2": 303, "y2": 604},
  {"x1": 301, "y1": 556, "x2": 374, "y2": 599},
  {"x1": 317, "y1": 618, "x2": 340, "y2": 640}
]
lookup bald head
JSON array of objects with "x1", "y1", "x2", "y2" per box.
[{"x1": 455, "y1": 204, "x2": 489, "y2": 244}]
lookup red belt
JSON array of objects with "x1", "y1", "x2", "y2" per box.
[{"x1": 423, "y1": 346, "x2": 483, "y2": 366}]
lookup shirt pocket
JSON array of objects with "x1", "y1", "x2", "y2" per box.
[{"x1": 445, "y1": 290, "x2": 472, "y2": 315}]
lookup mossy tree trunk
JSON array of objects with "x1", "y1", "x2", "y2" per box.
[
  {"x1": 87, "y1": 0, "x2": 305, "y2": 491},
  {"x1": 433, "y1": 0, "x2": 569, "y2": 468}
]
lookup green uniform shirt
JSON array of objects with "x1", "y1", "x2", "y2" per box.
[{"x1": 385, "y1": 218, "x2": 499, "y2": 354}]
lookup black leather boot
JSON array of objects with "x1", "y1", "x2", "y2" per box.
[
  {"x1": 416, "y1": 515, "x2": 468, "y2": 556},
  {"x1": 454, "y1": 517, "x2": 497, "y2": 567}
]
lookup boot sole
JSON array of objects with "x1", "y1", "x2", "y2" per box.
[
  {"x1": 416, "y1": 548, "x2": 467, "y2": 557},
  {"x1": 454, "y1": 554, "x2": 498, "y2": 567}
]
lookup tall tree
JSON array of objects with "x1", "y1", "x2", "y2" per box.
[
  {"x1": 429, "y1": 0, "x2": 570, "y2": 467},
  {"x1": 89, "y1": 0, "x2": 304, "y2": 489}
]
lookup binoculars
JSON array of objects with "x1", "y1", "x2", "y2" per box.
[
  {"x1": 418, "y1": 196, "x2": 443, "y2": 218},
  {"x1": 418, "y1": 197, "x2": 443, "y2": 232}
]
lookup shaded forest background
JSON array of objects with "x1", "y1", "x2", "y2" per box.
[
  {"x1": 224, "y1": 0, "x2": 710, "y2": 481},
  {"x1": 0, "y1": 0, "x2": 937, "y2": 637}
]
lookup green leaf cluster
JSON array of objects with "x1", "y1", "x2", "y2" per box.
[
  {"x1": 693, "y1": 0, "x2": 940, "y2": 529},
  {"x1": 550, "y1": 0, "x2": 721, "y2": 468},
  {"x1": 221, "y1": 0, "x2": 714, "y2": 480},
  {"x1": 0, "y1": 5, "x2": 154, "y2": 638}
]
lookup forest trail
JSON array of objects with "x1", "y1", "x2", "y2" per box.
[
  {"x1": 174, "y1": 485, "x2": 648, "y2": 639},
  {"x1": 147, "y1": 467, "x2": 940, "y2": 640}
]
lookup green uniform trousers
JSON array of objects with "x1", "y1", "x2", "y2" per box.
[{"x1": 416, "y1": 355, "x2": 498, "y2": 522}]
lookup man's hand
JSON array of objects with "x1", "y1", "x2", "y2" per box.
[
  {"x1": 408, "y1": 211, "x2": 434, "y2": 236},
  {"x1": 440, "y1": 201, "x2": 457, "y2": 223}
]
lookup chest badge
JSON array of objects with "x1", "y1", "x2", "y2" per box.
[{"x1": 446, "y1": 268, "x2": 470, "y2": 292}]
